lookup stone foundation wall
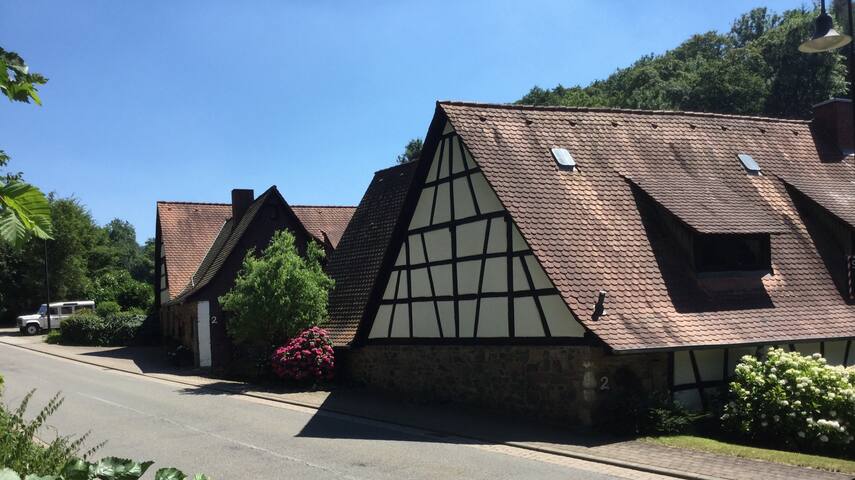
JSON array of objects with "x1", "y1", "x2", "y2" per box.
[{"x1": 339, "y1": 344, "x2": 668, "y2": 426}]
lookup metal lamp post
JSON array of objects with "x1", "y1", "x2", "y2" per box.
[{"x1": 800, "y1": 0, "x2": 855, "y2": 149}]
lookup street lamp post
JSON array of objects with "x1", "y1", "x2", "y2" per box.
[{"x1": 800, "y1": 0, "x2": 855, "y2": 150}]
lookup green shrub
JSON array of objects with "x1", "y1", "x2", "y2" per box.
[
  {"x1": 723, "y1": 348, "x2": 855, "y2": 454},
  {"x1": 58, "y1": 312, "x2": 144, "y2": 346},
  {"x1": 0, "y1": 458, "x2": 210, "y2": 480},
  {"x1": 45, "y1": 329, "x2": 61, "y2": 344},
  {"x1": 95, "y1": 301, "x2": 120, "y2": 318},
  {"x1": 0, "y1": 391, "x2": 96, "y2": 476},
  {"x1": 220, "y1": 230, "x2": 334, "y2": 349}
]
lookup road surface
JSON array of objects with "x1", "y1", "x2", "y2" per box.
[{"x1": 0, "y1": 342, "x2": 670, "y2": 479}]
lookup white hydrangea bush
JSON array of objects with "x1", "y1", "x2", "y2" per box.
[{"x1": 722, "y1": 348, "x2": 855, "y2": 452}]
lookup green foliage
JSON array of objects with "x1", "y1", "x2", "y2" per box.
[
  {"x1": 94, "y1": 302, "x2": 120, "y2": 318},
  {"x1": 0, "y1": 197, "x2": 154, "y2": 324},
  {"x1": 0, "y1": 47, "x2": 47, "y2": 105},
  {"x1": 220, "y1": 230, "x2": 334, "y2": 349},
  {"x1": 396, "y1": 138, "x2": 423, "y2": 164},
  {"x1": 723, "y1": 348, "x2": 855, "y2": 454},
  {"x1": 595, "y1": 367, "x2": 694, "y2": 436},
  {"x1": 58, "y1": 312, "x2": 144, "y2": 347},
  {"x1": 88, "y1": 271, "x2": 151, "y2": 313},
  {"x1": 518, "y1": 7, "x2": 848, "y2": 119},
  {"x1": 0, "y1": 391, "x2": 96, "y2": 477},
  {"x1": 44, "y1": 330, "x2": 60, "y2": 344},
  {"x1": 0, "y1": 181, "x2": 53, "y2": 248}
]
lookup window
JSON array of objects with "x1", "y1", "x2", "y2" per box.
[
  {"x1": 49, "y1": 307, "x2": 59, "y2": 316},
  {"x1": 694, "y1": 234, "x2": 771, "y2": 273},
  {"x1": 60, "y1": 306, "x2": 74, "y2": 315}
]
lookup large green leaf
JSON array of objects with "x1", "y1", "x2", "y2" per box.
[
  {"x1": 0, "y1": 180, "x2": 53, "y2": 247},
  {"x1": 154, "y1": 468, "x2": 186, "y2": 480},
  {"x1": 91, "y1": 457, "x2": 154, "y2": 480}
]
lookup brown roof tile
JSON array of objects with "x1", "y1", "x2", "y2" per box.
[
  {"x1": 325, "y1": 163, "x2": 417, "y2": 345},
  {"x1": 291, "y1": 206, "x2": 357, "y2": 248},
  {"x1": 156, "y1": 202, "x2": 231, "y2": 300},
  {"x1": 438, "y1": 101, "x2": 855, "y2": 352}
]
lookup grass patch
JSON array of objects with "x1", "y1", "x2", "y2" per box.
[
  {"x1": 646, "y1": 435, "x2": 855, "y2": 474},
  {"x1": 44, "y1": 329, "x2": 61, "y2": 344}
]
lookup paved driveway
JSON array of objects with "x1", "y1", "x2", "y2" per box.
[{"x1": 0, "y1": 341, "x2": 668, "y2": 480}]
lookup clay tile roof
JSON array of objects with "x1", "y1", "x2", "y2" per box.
[
  {"x1": 290, "y1": 206, "x2": 357, "y2": 248},
  {"x1": 156, "y1": 201, "x2": 231, "y2": 300},
  {"x1": 325, "y1": 162, "x2": 417, "y2": 346},
  {"x1": 438, "y1": 101, "x2": 855, "y2": 352}
]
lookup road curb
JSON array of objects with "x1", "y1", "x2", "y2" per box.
[{"x1": 0, "y1": 339, "x2": 718, "y2": 480}]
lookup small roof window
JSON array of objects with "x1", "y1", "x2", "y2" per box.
[
  {"x1": 551, "y1": 147, "x2": 577, "y2": 171},
  {"x1": 737, "y1": 153, "x2": 761, "y2": 175}
]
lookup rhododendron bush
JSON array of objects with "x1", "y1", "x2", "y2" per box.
[
  {"x1": 271, "y1": 327, "x2": 335, "y2": 382},
  {"x1": 723, "y1": 348, "x2": 855, "y2": 453}
]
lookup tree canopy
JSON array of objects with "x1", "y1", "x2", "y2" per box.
[
  {"x1": 518, "y1": 7, "x2": 849, "y2": 119},
  {"x1": 396, "y1": 138, "x2": 423, "y2": 164}
]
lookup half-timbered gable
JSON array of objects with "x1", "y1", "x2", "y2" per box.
[{"x1": 368, "y1": 123, "x2": 585, "y2": 340}]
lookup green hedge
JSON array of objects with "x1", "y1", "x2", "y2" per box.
[{"x1": 59, "y1": 312, "x2": 144, "y2": 346}]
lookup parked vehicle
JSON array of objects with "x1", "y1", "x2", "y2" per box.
[{"x1": 16, "y1": 300, "x2": 96, "y2": 335}]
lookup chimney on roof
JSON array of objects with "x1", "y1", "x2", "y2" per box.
[
  {"x1": 231, "y1": 189, "x2": 254, "y2": 223},
  {"x1": 812, "y1": 98, "x2": 854, "y2": 156}
]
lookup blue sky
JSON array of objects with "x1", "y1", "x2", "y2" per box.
[{"x1": 1, "y1": 1, "x2": 806, "y2": 243}]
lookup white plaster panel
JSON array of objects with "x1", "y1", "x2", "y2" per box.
[
  {"x1": 486, "y1": 218, "x2": 506, "y2": 253},
  {"x1": 453, "y1": 177, "x2": 477, "y2": 220},
  {"x1": 390, "y1": 306, "x2": 410, "y2": 338},
  {"x1": 540, "y1": 295, "x2": 584, "y2": 337},
  {"x1": 442, "y1": 121, "x2": 454, "y2": 135},
  {"x1": 456, "y1": 220, "x2": 487, "y2": 257},
  {"x1": 451, "y1": 136, "x2": 465, "y2": 174},
  {"x1": 408, "y1": 235, "x2": 426, "y2": 264},
  {"x1": 438, "y1": 301, "x2": 455, "y2": 337},
  {"x1": 460, "y1": 140, "x2": 475, "y2": 171},
  {"x1": 370, "y1": 305, "x2": 393, "y2": 338},
  {"x1": 396, "y1": 272, "x2": 409, "y2": 299},
  {"x1": 394, "y1": 246, "x2": 406, "y2": 266},
  {"x1": 410, "y1": 268, "x2": 432, "y2": 298},
  {"x1": 433, "y1": 182, "x2": 451, "y2": 224},
  {"x1": 412, "y1": 302, "x2": 440, "y2": 337},
  {"x1": 430, "y1": 264, "x2": 453, "y2": 295},
  {"x1": 514, "y1": 297, "x2": 544, "y2": 337},
  {"x1": 513, "y1": 256, "x2": 529, "y2": 291},
  {"x1": 525, "y1": 255, "x2": 553, "y2": 290},
  {"x1": 456, "y1": 260, "x2": 481, "y2": 295},
  {"x1": 481, "y1": 257, "x2": 507, "y2": 292},
  {"x1": 471, "y1": 172, "x2": 504, "y2": 213},
  {"x1": 382, "y1": 271, "x2": 399, "y2": 300},
  {"x1": 458, "y1": 300, "x2": 476, "y2": 337},
  {"x1": 727, "y1": 347, "x2": 758, "y2": 372},
  {"x1": 409, "y1": 187, "x2": 434, "y2": 230},
  {"x1": 426, "y1": 140, "x2": 442, "y2": 182},
  {"x1": 436, "y1": 139, "x2": 451, "y2": 180},
  {"x1": 824, "y1": 341, "x2": 848, "y2": 366},
  {"x1": 477, "y1": 297, "x2": 508, "y2": 337},
  {"x1": 511, "y1": 223, "x2": 527, "y2": 252},
  {"x1": 673, "y1": 350, "x2": 695, "y2": 386},
  {"x1": 695, "y1": 349, "x2": 725, "y2": 382},
  {"x1": 423, "y1": 228, "x2": 452, "y2": 261}
]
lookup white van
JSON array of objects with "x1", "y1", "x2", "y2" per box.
[{"x1": 16, "y1": 300, "x2": 96, "y2": 335}]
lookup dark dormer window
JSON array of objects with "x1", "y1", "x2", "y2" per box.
[{"x1": 694, "y1": 234, "x2": 771, "y2": 273}]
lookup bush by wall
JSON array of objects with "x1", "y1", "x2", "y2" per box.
[
  {"x1": 94, "y1": 301, "x2": 120, "y2": 318},
  {"x1": 723, "y1": 348, "x2": 855, "y2": 454},
  {"x1": 58, "y1": 312, "x2": 144, "y2": 346},
  {"x1": 270, "y1": 327, "x2": 335, "y2": 382}
]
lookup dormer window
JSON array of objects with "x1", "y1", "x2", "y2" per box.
[{"x1": 694, "y1": 234, "x2": 771, "y2": 273}]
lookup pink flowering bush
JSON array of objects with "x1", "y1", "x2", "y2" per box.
[{"x1": 271, "y1": 327, "x2": 335, "y2": 382}]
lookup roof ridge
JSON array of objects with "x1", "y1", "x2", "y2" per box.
[
  {"x1": 157, "y1": 200, "x2": 231, "y2": 206},
  {"x1": 437, "y1": 100, "x2": 810, "y2": 124},
  {"x1": 374, "y1": 161, "x2": 418, "y2": 176},
  {"x1": 290, "y1": 204, "x2": 357, "y2": 209}
]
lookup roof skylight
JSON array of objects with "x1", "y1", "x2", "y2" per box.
[
  {"x1": 551, "y1": 147, "x2": 577, "y2": 171},
  {"x1": 737, "y1": 153, "x2": 761, "y2": 176}
]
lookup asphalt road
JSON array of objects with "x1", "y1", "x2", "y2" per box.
[{"x1": 0, "y1": 342, "x2": 664, "y2": 480}]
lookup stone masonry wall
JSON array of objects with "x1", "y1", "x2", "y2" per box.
[{"x1": 339, "y1": 344, "x2": 668, "y2": 426}]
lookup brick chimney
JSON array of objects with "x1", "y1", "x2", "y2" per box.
[
  {"x1": 231, "y1": 189, "x2": 254, "y2": 223},
  {"x1": 812, "y1": 98, "x2": 854, "y2": 156}
]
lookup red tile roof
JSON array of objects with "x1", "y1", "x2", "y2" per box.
[
  {"x1": 156, "y1": 202, "x2": 231, "y2": 300},
  {"x1": 291, "y1": 206, "x2": 357, "y2": 249},
  {"x1": 438, "y1": 101, "x2": 855, "y2": 352},
  {"x1": 325, "y1": 163, "x2": 417, "y2": 346}
]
